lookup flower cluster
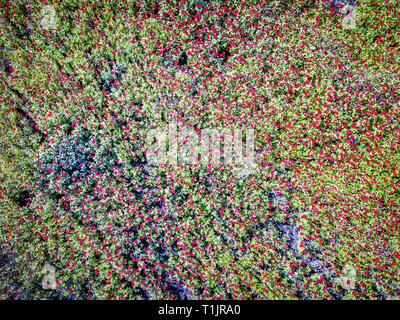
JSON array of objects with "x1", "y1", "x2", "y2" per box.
[{"x1": 0, "y1": 0, "x2": 399, "y2": 300}]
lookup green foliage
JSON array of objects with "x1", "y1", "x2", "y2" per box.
[{"x1": 0, "y1": 0, "x2": 399, "y2": 300}]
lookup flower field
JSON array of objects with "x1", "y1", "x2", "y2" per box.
[{"x1": 0, "y1": 0, "x2": 399, "y2": 300}]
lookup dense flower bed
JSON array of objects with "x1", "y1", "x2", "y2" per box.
[{"x1": 0, "y1": 0, "x2": 399, "y2": 300}]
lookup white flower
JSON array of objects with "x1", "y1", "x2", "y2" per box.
[
  {"x1": 341, "y1": 4, "x2": 357, "y2": 30},
  {"x1": 340, "y1": 265, "x2": 356, "y2": 290},
  {"x1": 40, "y1": 5, "x2": 57, "y2": 30}
]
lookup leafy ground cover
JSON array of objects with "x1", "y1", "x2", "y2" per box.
[{"x1": 0, "y1": 0, "x2": 399, "y2": 300}]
